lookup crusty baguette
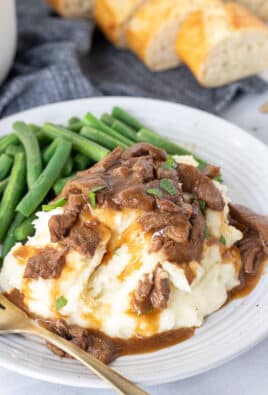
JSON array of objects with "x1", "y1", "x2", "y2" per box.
[
  {"x1": 231, "y1": 0, "x2": 268, "y2": 20},
  {"x1": 176, "y1": 2, "x2": 268, "y2": 87},
  {"x1": 93, "y1": 0, "x2": 146, "y2": 47},
  {"x1": 47, "y1": 0, "x2": 94, "y2": 18},
  {"x1": 126, "y1": 0, "x2": 221, "y2": 72}
]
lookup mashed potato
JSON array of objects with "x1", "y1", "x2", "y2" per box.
[{"x1": 0, "y1": 155, "x2": 243, "y2": 339}]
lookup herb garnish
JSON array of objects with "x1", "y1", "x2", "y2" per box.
[
  {"x1": 88, "y1": 185, "x2": 106, "y2": 208},
  {"x1": 146, "y1": 188, "x2": 163, "y2": 199},
  {"x1": 42, "y1": 198, "x2": 67, "y2": 212},
  {"x1": 55, "y1": 296, "x2": 68, "y2": 311},
  {"x1": 214, "y1": 174, "x2": 223, "y2": 183},
  {"x1": 219, "y1": 235, "x2": 227, "y2": 245},
  {"x1": 205, "y1": 226, "x2": 210, "y2": 240},
  {"x1": 197, "y1": 161, "x2": 208, "y2": 171},
  {"x1": 161, "y1": 155, "x2": 176, "y2": 170},
  {"x1": 199, "y1": 199, "x2": 206, "y2": 214},
  {"x1": 160, "y1": 178, "x2": 176, "y2": 196}
]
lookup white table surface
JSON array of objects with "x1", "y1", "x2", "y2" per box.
[{"x1": 2, "y1": 86, "x2": 268, "y2": 395}]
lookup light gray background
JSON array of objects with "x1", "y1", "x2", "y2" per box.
[{"x1": 1, "y1": 86, "x2": 268, "y2": 395}]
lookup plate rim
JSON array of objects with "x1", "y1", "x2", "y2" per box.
[{"x1": 0, "y1": 96, "x2": 268, "y2": 388}]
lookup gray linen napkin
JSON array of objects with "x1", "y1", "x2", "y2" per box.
[{"x1": 0, "y1": 0, "x2": 267, "y2": 118}]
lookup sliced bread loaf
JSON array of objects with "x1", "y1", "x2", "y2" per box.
[
  {"x1": 232, "y1": 0, "x2": 268, "y2": 20},
  {"x1": 126, "y1": 0, "x2": 221, "y2": 71},
  {"x1": 176, "y1": 2, "x2": 268, "y2": 87},
  {"x1": 47, "y1": 0, "x2": 94, "y2": 18},
  {"x1": 93, "y1": 0, "x2": 146, "y2": 47}
]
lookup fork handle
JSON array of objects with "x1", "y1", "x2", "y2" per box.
[{"x1": 26, "y1": 323, "x2": 149, "y2": 395}]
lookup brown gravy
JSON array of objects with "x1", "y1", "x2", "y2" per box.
[{"x1": 5, "y1": 257, "x2": 265, "y2": 360}]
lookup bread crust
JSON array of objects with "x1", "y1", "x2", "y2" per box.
[
  {"x1": 176, "y1": 2, "x2": 268, "y2": 87},
  {"x1": 93, "y1": 0, "x2": 145, "y2": 47},
  {"x1": 126, "y1": 0, "x2": 221, "y2": 71},
  {"x1": 47, "y1": 0, "x2": 93, "y2": 18}
]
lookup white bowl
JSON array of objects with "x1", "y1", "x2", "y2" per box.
[
  {"x1": 0, "y1": 0, "x2": 17, "y2": 86},
  {"x1": 0, "y1": 97, "x2": 268, "y2": 388}
]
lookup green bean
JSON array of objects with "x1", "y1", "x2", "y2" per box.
[
  {"x1": 42, "y1": 123, "x2": 110, "y2": 162},
  {"x1": 5, "y1": 144, "x2": 24, "y2": 157},
  {"x1": 137, "y1": 128, "x2": 208, "y2": 169},
  {"x1": 101, "y1": 113, "x2": 115, "y2": 127},
  {"x1": 43, "y1": 138, "x2": 59, "y2": 164},
  {"x1": 16, "y1": 139, "x2": 72, "y2": 217},
  {"x1": 29, "y1": 124, "x2": 51, "y2": 145},
  {"x1": 68, "y1": 117, "x2": 84, "y2": 132},
  {"x1": 53, "y1": 174, "x2": 75, "y2": 196},
  {"x1": 112, "y1": 120, "x2": 137, "y2": 141},
  {"x1": 0, "y1": 154, "x2": 13, "y2": 180},
  {"x1": 0, "y1": 134, "x2": 19, "y2": 154},
  {"x1": 42, "y1": 197, "x2": 67, "y2": 212},
  {"x1": 62, "y1": 157, "x2": 73, "y2": 177},
  {"x1": 84, "y1": 113, "x2": 133, "y2": 146},
  {"x1": 81, "y1": 126, "x2": 128, "y2": 150},
  {"x1": 2, "y1": 213, "x2": 25, "y2": 257},
  {"x1": 0, "y1": 152, "x2": 26, "y2": 242},
  {"x1": 13, "y1": 122, "x2": 43, "y2": 189},
  {"x1": 69, "y1": 116, "x2": 81, "y2": 125},
  {"x1": 0, "y1": 177, "x2": 9, "y2": 196},
  {"x1": 112, "y1": 106, "x2": 143, "y2": 131},
  {"x1": 29, "y1": 124, "x2": 41, "y2": 133},
  {"x1": 14, "y1": 214, "x2": 36, "y2": 242},
  {"x1": 74, "y1": 153, "x2": 93, "y2": 171}
]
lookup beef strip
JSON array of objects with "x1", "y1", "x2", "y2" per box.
[
  {"x1": 121, "y1": 143, "x2": 167, "y2": 162},
  {"x1": 112, "y1": 185, "x2": 155, "y2": 211},
  {"x1": 150, "y1": 265, "x2": 170, "y2": 310},
  {"x1": 45, "y1": 319, "x2": 116, "y2": 364},
  {"x1": 78, "y1": 147, "x2": 122, "y2": 176},
  {"x1": 49, "y1": 211, "x2": 77, "y2": 243},
  {"x1": 133, "y1": 273, "x2": 154, "y2": 314},
  {"x1": 156, "y1": 167, "x2": 178, "y2": 181},
  {"x1": 24, "y1": 248, "x2": 66, "y2": 279},
  {"x1": 229, "y1": 204, "x2": 268, "y2": 274},
  {"x1": 64, "y1": 174, "x2": 107, "y2": 198},
  {"x1": 177, "y1": 163, "x2": 224, "y2": 211},
  {"x1": 133, "y1": 265, "x2": 170, "y2": 314},
  {"x1": 201, "y1": 164, "x2": 221, "y2": 179},
  {"x1": 138, "y1": 211, "x2": 191, "y2": 234},
  {"x1": 237, "y1": 231, "x2": 264, "y2": 274},
  {"x1": 229, "y1": 204, "x2": 268, "y2": 251},
  {"x1": 65, "y1": 193, "x2": 86, "y2": 213},
  {"x1": 62, "y1": 222, "x2": 100, "y2": 257},
  {"x1": 162, "y1": 201, "x2": 205, "y2": 263}
]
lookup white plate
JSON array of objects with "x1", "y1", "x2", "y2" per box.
[{"x1": 0, "y1": 97, "x2": 268, "y2": 388}]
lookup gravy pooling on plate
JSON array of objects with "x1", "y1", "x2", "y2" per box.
[{"x1": 1, "y1": 143, "x2": 267, "y2": 364}]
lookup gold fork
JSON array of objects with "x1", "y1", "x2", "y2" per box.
[{"x1": 0, "y1": 294, "x2": 149, "y2": 395}]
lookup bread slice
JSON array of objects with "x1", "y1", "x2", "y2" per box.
[
  {"x1": 47, "y1": 0, "x2": 94, "y2": 18},
  {"x1": 232, "y1": 0, "x2": 268, "y2": 20},
  {"x1": 176, "y1": 2, "x2": 268, "y2": 87},
  {"x1": 93, "y1": 0, "x2": 146, "y2": 47},
  {"x1": 126, "y1": 0, "x2": 221, "y2": 72}
]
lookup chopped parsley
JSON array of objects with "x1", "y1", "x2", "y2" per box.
[
  {"x1": 199, "y1": 199, "x2": 206, "y2": 214},
  {"x1": 88, "y1": 185, "x2": 106, "y2": 208},
  {"x1": 219, "y1": 235, "x2": 227, "y2": 245},
  {"x1": 197, "y1": 161, "x2": 208, "y2": 171},
  {"x1": 214, "y1": 174, "x2": 223, "y2": 183},
  {"x1": 161, "y1": 155, "x2": 176, "y2": 170},
  {"x1": 42, "y1": 198, "x2": 67, "y2": 212},
  {"x1": 146, "y1": 188, "x2": 163, "y2": 199},
  {"x1": 160, "y1": 178, "x2": 176, "y2": 196},
  {"x1": 205, "y1": 226, "x2": 210, "y2": 240},
  {"x1": 55, "y1": 296, "x2": 68, "y2": 311}
]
